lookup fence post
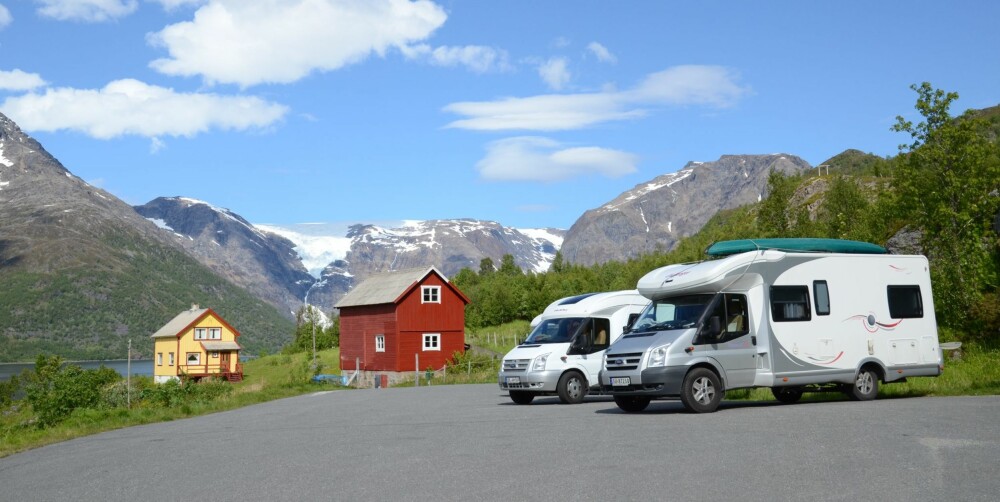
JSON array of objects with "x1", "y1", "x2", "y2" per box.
[{"x1": 468, "y1": 359, "x2": 471, "y2": 375}]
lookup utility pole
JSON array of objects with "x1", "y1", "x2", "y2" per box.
[
  {"x1": 311, "y1": 306, "x2": 317, "y2": 370},
  {"x1": 126, "y1": 339, "x2": 131, "y2": 409}
]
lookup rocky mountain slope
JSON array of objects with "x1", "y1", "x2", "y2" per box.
[
  {"x1": 0, "y1": 112, "x2": 293, "y2": 361},
  {"x1": 559, "y1": 154, "x2": 812, "y2": 265},
  {"x1": 134, "y1": 197, "x2": 315, "y2": 317}
]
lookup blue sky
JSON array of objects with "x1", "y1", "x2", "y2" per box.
[{"x1": 1, "y1": 1, "x2": 997, "y2": 231}]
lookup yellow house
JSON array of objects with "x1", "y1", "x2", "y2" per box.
[{"x1": 151, "y1": 305, "x2": 243, "y2": 383}]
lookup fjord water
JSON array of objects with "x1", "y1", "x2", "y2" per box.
[{"x1": 0, "y1": 359, "x2": 154, "y2": 381}]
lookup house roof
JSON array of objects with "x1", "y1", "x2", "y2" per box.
[
  {"x1": 150, "y1": 306, "x2": 241, "y2": 339},
  {"x1": 335, "y1": 266, "x2": 468, "y2": 308}
]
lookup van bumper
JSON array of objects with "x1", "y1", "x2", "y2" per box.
[
  {"x1": 600, "y1": 366, "x2": 688, "y2": 397},
  {"x1": 498, "y1": 370, "x2": 561, "y2": 392}
]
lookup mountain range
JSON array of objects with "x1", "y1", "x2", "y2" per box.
[{"x1": 0, "y1": 110, "x2": 811, "y2": 360}]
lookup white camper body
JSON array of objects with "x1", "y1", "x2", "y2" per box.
[
  {"x1": 600, "y1": 246, "x2": 943, "y2": 413},
  {"x1": 499, "y1": 291, "x2": 648, "y2": 404}
]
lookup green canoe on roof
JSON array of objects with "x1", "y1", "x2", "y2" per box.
[{"x1": 706, "y1": 238, "x2": 888, "y2": 257}]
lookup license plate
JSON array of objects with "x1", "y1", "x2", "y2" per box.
[
  {"x1": 611, "y1": 377, "x2": 630, "y2": 386},
  {"x1": 505, "y1": 376, "x2": 520, "y2": 385}
]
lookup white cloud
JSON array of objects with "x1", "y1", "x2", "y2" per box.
[
  {"x1": 148, "y1": 0, "x2": 447, "y2": 87},
  {"x1": 0, "y1": 5, "x2": 11, "y2": 29},
  {"x1": 445, "y1": 65, "x2": 748, "y2": 131},
  {"x1": 538, "y1": 57, "x2": 570, "y2": 91},
  {"x1": 150, "y1": 0, "x2": 206, "y2": 9},
  {"x1": 2, "y1": 78, "x2": 288, "y2": 139},
  {"x1": 34, "y1": 0, "x2": 138, "y2": 22},
  {"x1": 476, "y1": 136, "x2": 637, "y2": 182},
  {"x1": 0, "y1": 69, "x2": 47, "y2": 91},
  {"x1": 587, "y1": 42, "x2": 616, "y2": 64},
  {"x1": 399, "y1": 43, "x2": 511, "y2": 73}
]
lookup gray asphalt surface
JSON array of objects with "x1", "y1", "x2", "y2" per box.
[{"x1": 1, "y1": 385, "x2": 998, "y2": 501}]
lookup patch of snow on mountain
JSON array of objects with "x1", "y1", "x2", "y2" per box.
[
  {"x1": 256, "y1": 224, "x2": 352, "y2": 278},
  {"x1": 147, "y1": 218, "x2": 174, "y2": 232},
  {"x1": 176, "y1": 196, "x2": 267, "y2": 239},
  {"x1": 518, "y1": 228, "x2": 564, "y2": 250},
  {"x1": 0, "y1": 143, "x2": 13, "y2": 167},
  {"x1": 603, "y1": 169, "x2": 694, "y2": 211}
]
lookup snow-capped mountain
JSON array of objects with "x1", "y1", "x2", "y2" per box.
[
  {"x1": 559, "y1": 154, "x2": 812, "y2": 266},
  {"x1": 259, "y1": 219, "x2": 565, "y2": 312}
]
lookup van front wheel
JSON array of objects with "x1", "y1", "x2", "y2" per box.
[
  {"x1": 680, "y1": 367, "x2": 723, "y2": 413},
  {"x1": 557, "y1": 372, "x2": 587, "y2": 404}
]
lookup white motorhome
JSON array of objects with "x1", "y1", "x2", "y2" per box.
[
  {"x1": 600, "y1": 238, "x2": 943, "y2": 413},
  {"x1": 499, "y1": 290, "x2": 649, "y2": 404}
]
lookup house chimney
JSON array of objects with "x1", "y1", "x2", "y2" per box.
[{"x1": 191, "y1": 303, "x2": 199, "y2": 310}]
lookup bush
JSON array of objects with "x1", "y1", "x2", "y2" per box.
[{"x1": 22, "y1": 356, "x2": 122, "y2": 427}]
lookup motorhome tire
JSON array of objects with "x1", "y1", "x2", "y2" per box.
[
  {"x1": 680, "y1": 367, "x2": 723, "y2": 413},
  {"x1": 847, "y1": 367, "x2": 879, "y2": 401},
  {"x1": 771, "y1": 387, "x2": 803, "y2": 404},
  {"x1": 614, "y1": 396, "x2": 651, "y2": 413},
  {"x1": 509, "y1": 391, "x2": 534, "y2": 404},
  {"x1": 557, "y1": 372, "x2": 587, "y2": 404}
]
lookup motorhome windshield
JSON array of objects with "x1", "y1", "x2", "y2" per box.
[
  {"x1": 629, "y1": 294, "x2": 714, "y2": 332},
  {"x1": 524, "y1": 317, "x2": 587, "y2": 344}
]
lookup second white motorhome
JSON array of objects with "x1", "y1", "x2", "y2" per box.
[
  {"x1": 600, "y1": 238, "x2": 943, "y2": 413},
  {"x1": 499, "y1": 290, "x2": 648, "y2": 404}
]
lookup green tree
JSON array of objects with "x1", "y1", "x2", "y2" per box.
[
  {"x1": 757, "y1": 170, "x2": 797, "y2": 236},
  {"x1": 891, "y1": 82, "x2": 1000, "y2": 331},
  {"x1": 498, "y1": 254, "x2": 522, "y2": 276},
  {"x1": 478, "y1": 257, "x2": 495, "y2": 276}
]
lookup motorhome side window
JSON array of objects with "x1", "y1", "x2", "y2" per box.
[
  {"x1": 770, "y1": 286, "x2": 811, "y2": 322},
  {"x1": 887, "y1": 285, "x2": 923, "y2": 318},
  {"x1": 813, "y1": 280, "x2": 831, "y2": 316}
]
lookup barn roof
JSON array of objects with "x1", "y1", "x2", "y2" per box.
[{"x1": 335, "y1": 266, "x2": 467, "y2": 308}]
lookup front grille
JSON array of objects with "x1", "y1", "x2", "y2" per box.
[
  {"x1": 503, "y1": 359, "x2": 529, "y2": 371},
  {"x1": 604, "y1": 352, "x2": 643, "y2": 371}
]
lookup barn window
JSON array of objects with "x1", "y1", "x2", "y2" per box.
[
  {"x1": 423, "y1": 333, "x2": 440, "y2": 351},
  {"x1": 375, "y1": 335, "x2": 385, "y2": 352},
  {"x1": 422, "y1": 286, "x2": 441, "y2": 304}
]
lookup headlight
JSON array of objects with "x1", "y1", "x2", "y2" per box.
[
  {"x1": 532, "y1": 353, "x2": 550, "y2": 371},
  {"x1": 646, "y1": 343, "x2": 672, "y2": 368}
]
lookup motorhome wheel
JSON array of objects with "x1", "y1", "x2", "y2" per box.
[
  {"x1": 847, "y1": 367, "x2": 879, "y2": 401},
  {"x1": 771, "y1": 387, "x2": 803, "y2": 404}
]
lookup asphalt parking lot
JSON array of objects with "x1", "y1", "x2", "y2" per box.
[{"x1": 2, "y1": 385, "x2": 998, "y2": 501}]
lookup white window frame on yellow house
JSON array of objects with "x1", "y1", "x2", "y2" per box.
[
  {"x1": 169, "y1": 352, "x2": 175, "y2": 366},
  {"x1": 157, "y1": 353, "x2": 163, "y2": 366},
  {"x1": 187, "y1": 352, "x2": 201, "y2": 365},
  {"x1": 210, "y1": 327, "x2": 221, "y2": 340},
  {"x1": 195, "y1": 328, "x2": 207, "y2": 340}
]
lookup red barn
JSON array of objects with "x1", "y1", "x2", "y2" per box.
[{"x1": 336, "y1": 266, "x2": 469, "y2": 374}]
